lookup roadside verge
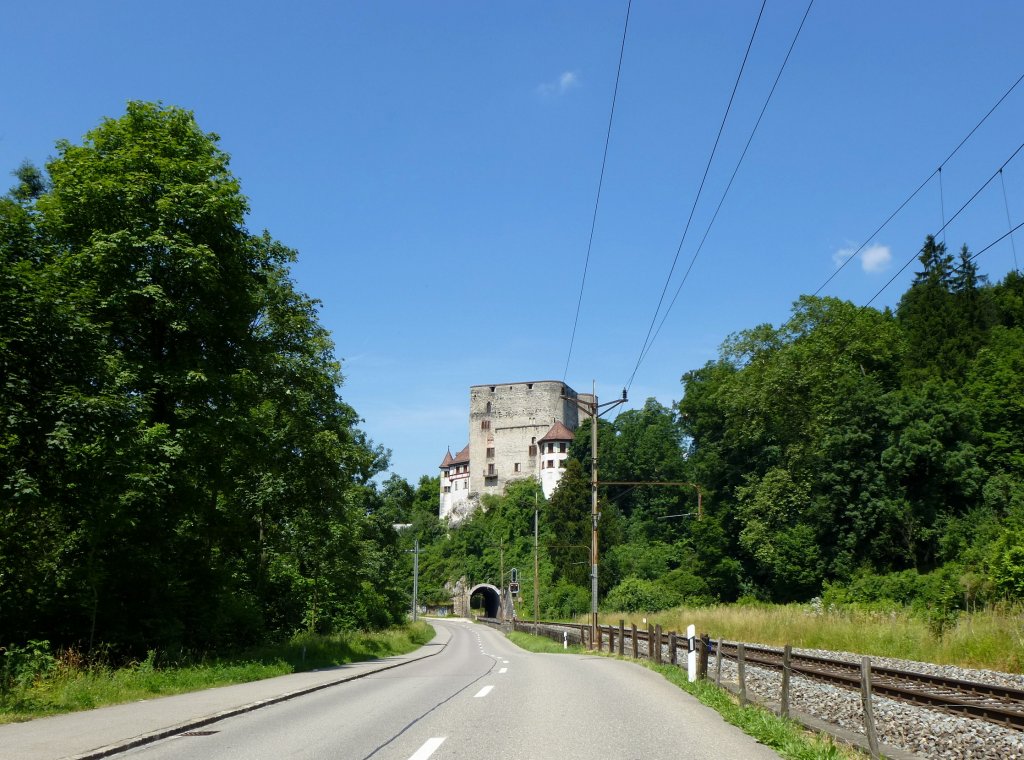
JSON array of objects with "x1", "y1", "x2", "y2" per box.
[{"x1": 1, "y1": 623, "x2": 449, "y2": 760}]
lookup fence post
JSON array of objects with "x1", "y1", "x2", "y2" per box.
[
  {"x1": 654, "y1": 624, "x2": 663, "y2": 663},
  {"x1": 781, "y1": 645, "x2": 792, "y2": 719},
  {"x1": 619, "y1": 620, "x2": 625, "y2": 656},
  {"x1": 668, "y1": 632, "x2": 677, "y2": 665},
  {"x1": 737, "y1": 643, "x2": 747, "y2": 706},
  {"x1": 597, "y1": 626, "x2": 603, "y2": 652},
  {"x1": 698, "y1": 633, "x2": 710, "y2": 680},
  {"x1": 715, "y1": 639, "x2": 723, "y2": 685},
  {"x1": 648, "y1": 624, "x2": 655, "y2": 661},
  {"x1": 631, "y1": 624, "x2": 638, "y2": 658},
  {"x1": 861, "y1": 657, "x2": 880, "y2": 760}
]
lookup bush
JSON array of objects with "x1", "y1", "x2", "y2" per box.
[
  {"x1": 1, "y1": 640, "x2": 55, "y2": 698},
  {"x1": 544, "y1": 580, "x2": 590, "y2": 620},
  {"x1": 602, "y1": 577, "x2": 682, "y2": 613},
  {"x1": 991, "y1": 532, "x2": 1024, "y2": 599}
]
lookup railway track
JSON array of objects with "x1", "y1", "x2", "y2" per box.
[
  {"x1": 502, "y1": 619, "x2": 1024, "y2": 731},
  {"x1": 714, "y1": 641, "x2": 1024, "y2": 731}
]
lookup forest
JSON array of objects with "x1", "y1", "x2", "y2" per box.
[
  {"x1": 398, "y1": 237, "x2": 1024, "y2": 624},
  {"x1": 1, "y1": 103, "x2": 411, "y2": 656}
]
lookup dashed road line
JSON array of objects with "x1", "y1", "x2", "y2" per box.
[
  {"x1": 499, "y1": 667, "x2": 507, "y2": 674},
  {"x1": 408, "y1": 737, "x2": 446, "y2": 760},
  {"x1": 474, "y1": 685, "x2": 494, "y2": 698}
]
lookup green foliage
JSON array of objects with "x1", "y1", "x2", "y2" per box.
[
  {"x1": 990, "y1": 532, "x2": 1024, "y2": 599},
  {"x1": 0, "y1": 624, "x2": 433, "y2": 722},
  {"x1": 0, "y1": 102, "x2": 401, "y2": 656},
  {"x1": 602, "y1": 577, "x2": 681, "y2": 612}
]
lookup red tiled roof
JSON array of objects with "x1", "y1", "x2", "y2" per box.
[
  {"x1": 451, "y1": 444, "x2": 470, "y2": 465},
  {"x1": 538, "y1": 421, "x2": 575, "y2": 443},
  {"x1": 439, "y1": 449, "x2": 454, "y2": 468}
]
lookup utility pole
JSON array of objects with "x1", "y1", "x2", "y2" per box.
[
  {"x1": 534, "y1": 494, "x2": 540, "y2": 632},
  {"x1": 564, "y1": 381, "x2": 627, "y2": 648},
  {"x1": 499, "y1": 538, "x2": 504, "y2": 622},
  {"x1": 412, "y1": 537, "x2": 419, "y2": 623},
  {"x1": 392, "y1": 524, "x2": 420, "y2": 624}
]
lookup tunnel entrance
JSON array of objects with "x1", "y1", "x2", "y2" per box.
[{"x1": 468, "y1": 583, "x2": 502, "y2": 618}]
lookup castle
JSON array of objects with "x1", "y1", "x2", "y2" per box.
[{"x1": 439, "y1": 380, "x2": 593, "y2": 521}]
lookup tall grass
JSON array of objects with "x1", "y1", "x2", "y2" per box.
[
  {"x1": 0, "y1": 622, "x2": 434, "y2": 724},
  {"x1": 598, "y1": 604, "x2": 1024, "y2": 673}
]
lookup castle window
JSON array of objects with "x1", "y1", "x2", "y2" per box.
[
  {"x1": 559, "y1": 460, "x2": 566, "y2": 468},
  {"x1": 531, "y1": 436, "x2": 536, "y2": 445},
  {"x1": 485, "y1": 402, "x2": 492, "y2": 414},
  {"x1": 481, "y1": 420, "x2": 490, "y2": 430},
  {"x1": 443, "y1": 486, "x2": 451, "y2": 493},
  {"x1": 559, "y1": 442, "x2": 567, "y2": 453},
  {"x1": 547, "y1": 460, "x2": 554, "y2": 469},
  {"x1": 486, "y1": 447, "x2": 495, "y2": 458},
  {"x1": 514, "y1": 463, "x2": 520, "y2": 472},
  {"x1": 547, "y1": 443, "x2": 554, "y2": 453},
  {"x1": 490, "y1": 386, "x2": 495, "y2": 392},
  {"x1": 527, "y1": 383, "x2": 533, "y2": 390},
  {"x1": 488, "y1": 463, "x2": 496, "y2": 476},
  {"x1": 528, "y1": 445, "x2": 537, "y2": 457}
]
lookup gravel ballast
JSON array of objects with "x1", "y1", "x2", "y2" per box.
[{"x1": 714, "y1": 647, "x2": 1024, "y2": 759}]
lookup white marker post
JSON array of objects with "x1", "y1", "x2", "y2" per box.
[
  {"x1": 687, "y1": 624, "x2": 697, "y2": 682},
  {"x1": 563, "y1": 631, "x2": 568, "y2": 650}
]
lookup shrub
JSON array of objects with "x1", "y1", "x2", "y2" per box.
[{"x1": 603, "y1": 577, "x2": 682, "y2": 613}]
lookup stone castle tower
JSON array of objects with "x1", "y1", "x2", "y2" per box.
[{"x1": 439, "y1": 380, "x2": 593, "y2": 521}]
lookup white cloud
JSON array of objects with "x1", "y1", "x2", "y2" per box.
[
  {"x1": 861, "y1": 244, "x2": 892, "y2": 273},
  {"x1": 832, "y1": 245, "x2": 855, "y2": 268},
  {"x1": 831, "y1": 243, "x2": 892, "y2": 273},
  {"x1": 538, "y1": 71, "x2": 579, "y2": 96}
]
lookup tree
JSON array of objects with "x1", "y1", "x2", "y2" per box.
[{"x1": 1, "y1": 102, "x2": 397, "y2": 652}]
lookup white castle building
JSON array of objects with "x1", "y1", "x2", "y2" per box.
[{"x1": 439, "y1": 380, "x2": 593, "y2": 521}]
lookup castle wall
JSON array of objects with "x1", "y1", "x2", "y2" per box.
[{"x1": 468, "y1": 381, "x2": 580, "y2": 497}]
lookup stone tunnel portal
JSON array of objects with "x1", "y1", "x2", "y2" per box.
[{"x1": 468, "y1": 583, "x2": 501, "y2": 618}]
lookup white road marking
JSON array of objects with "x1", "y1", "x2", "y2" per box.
[
  {"x1": 409, "y1": 737, "x2": 446, "y2": 760},
  {"x1": 499, "y1": 667, "x2": 508, "y2": 674},
  {"x1": 474, "y1": 685, "x2": 495, "y2": 698}
]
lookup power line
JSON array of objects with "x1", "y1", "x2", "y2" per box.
[
  {"x1": 630, "y1": 0, "x2": 815, "y2": 382},
  {"x1": 813, "y1": 70, "x2": 1024, "y2": 297},
  {"x1": 865, "y1": 138, "x2": 1024, "y2": 307},
  {"x1": 967, "y1": 219, "x2": 1024, "y2": 267},
  {"x1": 624, "y1": 0, "x2": 768, "y2": 390},
  {"x1": 562, "y1": 0, "x2": 633, "y2": 383},
  {"x1": 1000, "y1": 168, "x2": 1020, "y2": 272}
]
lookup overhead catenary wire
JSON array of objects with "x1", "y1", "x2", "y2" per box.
[
  {"x1": 966, "y1": 219, "x2": 1024, "y2": 267},
  {"x1": 813, "y1": 70, "x2": 1024, "y2": 297},
  {"x1": 630, "y1": 0, "x2": 815, "y2": 382},
  {"x1": 939, "y1": 166, "x2": 947, "y2": 247},
  {"x1": 865, "y1": 138, "x2": 1024, "y2": 307},
  {"x1": 624, "y1": 0, "x2": 768, "y2": 391},
  {"x1": 1000, "y1": 169, "x2": 1020, "y2": 272},
  {"x1": 562, "y1": 0, "x2": 633, "y2": 383}
]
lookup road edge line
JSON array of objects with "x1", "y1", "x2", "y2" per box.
[{"x1": 61, "y1": 624, "x2": 452, "y2": 760}]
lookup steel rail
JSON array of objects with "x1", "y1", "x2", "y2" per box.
[
  {"x1": 518, "y1": 621, "x2": 1024, "y2": 730},
  {"x1": 715, "y1": 641, "x2": 1024, "y2": 730}
]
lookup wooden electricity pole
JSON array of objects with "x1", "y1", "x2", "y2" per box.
[{"x1": 564, "y1": 381, "x2": 627, "y2": 648}]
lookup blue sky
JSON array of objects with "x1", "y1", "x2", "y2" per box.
[{"x1": 4, "y1": 2, "x2": 1024, "y2": 483}]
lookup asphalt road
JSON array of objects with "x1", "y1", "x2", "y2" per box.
[{"x1": 119, "y1": 619, "x2": 781, "y2": 760}]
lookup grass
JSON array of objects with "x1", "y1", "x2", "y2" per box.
[
  {"x1": 505, "y1": 629, "x2": 858, "y2": 760},
  {"x1": 506, "y1": 630, "x2": 586, "y2": 654},
  {"x1": 597, "y1": 603, "x2": 1024, "y2": 673},
  {"x1": 0, "y1": 622, "x2": 434, "y2": 724}
]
